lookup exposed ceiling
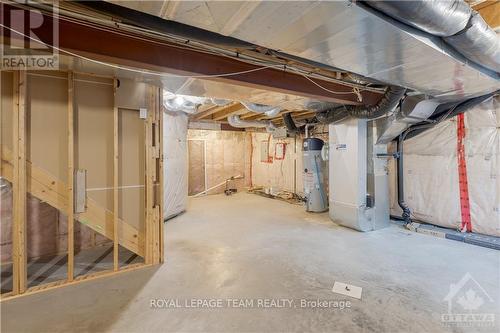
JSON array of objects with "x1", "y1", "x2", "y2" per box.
[{"x1": 108, "y1": 0, "x2": 499, "y2": 102}]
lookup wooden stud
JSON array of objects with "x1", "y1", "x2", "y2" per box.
[
  {"x1": 2, "y1": 70, "x2": 162, "y2": 299},
  {"x1": 67, "y1": 71, "x2": 75, "y2": 281},
  {"x1": 113, "y1": 78, "x2": 119, "y2": 271},
  {"x1": 144, "y1": 87, "x2": 154, "y2": 264},
  {"x1": 158, "y1": 92, "x2": 165, "y2": 263},
  {"x1": 12, "y1": 70, "x2": 27, "y2": 294}
]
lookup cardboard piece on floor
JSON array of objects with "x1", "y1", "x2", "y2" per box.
[{"x1": 332, "y1": 281, "x2": 362, "y2": 299}]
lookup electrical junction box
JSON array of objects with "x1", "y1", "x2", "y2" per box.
[{"x1": 272, "y1": 127, "x2": 288, "y2": 139}]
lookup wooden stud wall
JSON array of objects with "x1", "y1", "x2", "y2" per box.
[
  {"x1": 67, "y1": 71, "x2": 75, "y2": 281},
  {"x1": 12, "y1": 70, "x2": 27, "y2": 294},
  {"x1": 1, "y1": 70, "x2": 163, "y2": 301}
]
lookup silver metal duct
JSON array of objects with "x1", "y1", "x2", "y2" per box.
[
  {"x1": 375, "y1": 99, "x2": 441, "y2": 144},
  {"x1": 163, "y1": 98, "x2": 199, "y2": 114},
  {"x1": 138, "y1": 0, "x2": 498, "y2": 101},
  {"x1": 444, "y1": 12, "x2": 500, "y2": 73},
  {"x1": 241, "y1": 102, "x2": 282, "y2": 117},
  {"x1": 227, "y1": 115, "x2": 276, "y2": 132},
  {"x1": 363, "y1": 0, "x2": 472, "y2": 37},
  {"x1": 364, "y1": 0, "x2": 500, "y2": 73}
]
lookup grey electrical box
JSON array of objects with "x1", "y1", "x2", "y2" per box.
[{"x1": 272, "y1": 127, "x2": 288, "y2": 139}]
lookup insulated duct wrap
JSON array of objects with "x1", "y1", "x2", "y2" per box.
[
  {"x1": 241, "y1": 102, "x2": 282, "y2": 117},
  {"x1": 363, "y1": 0, "x2": 500, "y2": 73},
  {"x1": 364, "y1": 0, "x2": 472, "y2": 36},
  {"x1": 444, "y1": 12, "x2": 500, "y2": 73},
  {"x1": 227, "y1": 115, "x2": 276, "y2": 132},
  {"x1": 163, "y1": 98, "x2": 199, "y2": 113}
]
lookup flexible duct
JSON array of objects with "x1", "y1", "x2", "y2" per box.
[
  {"x1": 316, "y1": 86, "x2": 406, "y2": 124},
  {"x1": 444, "y1": 12, "x2": 500, "y2": 73},
  {"x1": 282, "y1": 113, "x2": 299, "y2": 134},
  {"x1": 363, "y1": 0, "x2": 500, "y2": 73},
  {"x1": 227, "y1": 115, "x2": 276, "y2": 132},
  {"x1": 211, "y1": 98, "x2": 231, "y2": 106},
  {"x1": 364, "y1": 0, "x2": 472, "y2": 36},
  {"x1": 241, "y1": 102, "x2": 282, "y2": 117},
  {"x1": 163, "y1": 98, "x2": 199, "y2": 114}
]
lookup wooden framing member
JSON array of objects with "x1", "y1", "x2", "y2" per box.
[
  {"x1": 211, "y1": 103, "x2": 245, "y2": 121},
  {"x1": 145, "y1": 85, "x2": 162, "y2": 264},
  {"x1": 1, "y1": 70, "x2": 163, "y2": 301},
  {"x1": 1, "y1": 263, "x2": 152, "y2": 302},
  {"x1": 158, "y1": 88, "x2": 165, "y2": 263},
  {"x1": 12, "y1": 70, "x2": 27, "y2": 294},
  {"x1": 473, "y1": 0, "x2": 500, "y2": 29},
  {"x1": 67, "y1": 71, "x2": 75, "y2": 281},
  {"x1": 113, "y1": 78, "x2": 119, "y2": 271}
]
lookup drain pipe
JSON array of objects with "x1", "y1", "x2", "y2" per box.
[{"x1": 396, "y1": 134, "x2": 411, "y2": 224}]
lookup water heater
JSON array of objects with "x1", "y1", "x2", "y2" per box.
[{"x1": 303, "y1": 138, "x2": 328, "y2": 212}]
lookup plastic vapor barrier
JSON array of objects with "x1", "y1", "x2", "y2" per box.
[
  {"x1": 163, "y1": 111, "x2": 189, "y2": 220},
  {"x1": 389, "y1": 97, "x2": 499, "y2": 236}
]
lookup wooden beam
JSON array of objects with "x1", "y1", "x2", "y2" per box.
[
  {"x1": 211, "y1": 103, "x2": 245, "y2": 121},
  {"x1": 12, "y1": 70, "x2": 27, "y2": 294},
  {"x1": 192, "y1": 103, "x2": 236, "y2": 120},
  {"x1": 474, "y1": 1, "x2": 500, "y2": 29},
  {"x1": 67, "y1": 71, "x2": 75, "y2": 281},
  {"x1": 239, "y1": 112, "x2": 259, "y2": 120},
  {"x1": 113, "y1": 78, "x2": 119, "y2": 271}
]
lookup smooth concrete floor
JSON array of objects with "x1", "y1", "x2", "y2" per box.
[{"x1": 1, "y1": 193, "x2": 499, "y2": 333}]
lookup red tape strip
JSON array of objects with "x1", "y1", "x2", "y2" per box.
[{"x1": 456, "y1": 113, "x2": 472, "y2": 232}]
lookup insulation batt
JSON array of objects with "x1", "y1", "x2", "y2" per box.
[
  {"x1": 187, "y1": 130, "x2": 250, "y2": 195},
  {"x1": 389, "y1": 97, "x2": 499, "y2": 236}
]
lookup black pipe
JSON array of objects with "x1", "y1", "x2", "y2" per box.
[
  {"x1": 74, "y1": 0, "x2": 256, "y2": 49},
  {"x1": 282, "y1": 113, "x2": 299, "y2": 134},
  {"x1": 396, "y1": 135, "x2": 411, "y2": 224}
]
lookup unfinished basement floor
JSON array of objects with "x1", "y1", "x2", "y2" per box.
[{"x1": 2, "y1": 193, "x2": 499, "y2": 333}]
